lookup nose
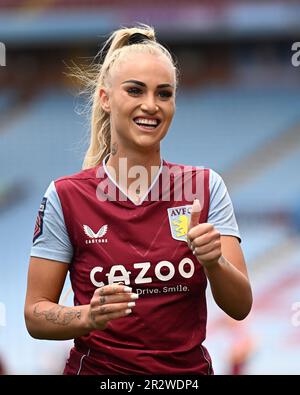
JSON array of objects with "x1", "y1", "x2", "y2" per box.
[{"x1": 140, "y1": 94, "x2": 158, "y2": 114}]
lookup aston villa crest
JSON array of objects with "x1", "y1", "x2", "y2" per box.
[{"x1": 167, "y1": 205, "x2": 192, "y2": 242}]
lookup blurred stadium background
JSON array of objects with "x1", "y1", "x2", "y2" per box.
[{"x1": 1, "y1": 0, "x2": 300, "y2": 375}]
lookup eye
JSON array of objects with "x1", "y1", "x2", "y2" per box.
[
  {"x1": 158, "y1": 90, "x2": 173, "y2": 99},
  {"x1": 127, "y1": 87, "x2": 143, "y2": 96}
]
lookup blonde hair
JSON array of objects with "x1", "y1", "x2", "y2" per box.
[{"x1": 78, "y1": 24, "x2": 177, "y2": 170}]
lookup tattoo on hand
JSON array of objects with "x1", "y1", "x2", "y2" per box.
[
  {"x1": 89, "y1": 309, "x2": 106, "y2": 331},
  {"x1": 100, "y1": 296, "x2": 106, "y2": 304},
  {"x1": 99, "y1": 306, "x2": 107, "y2": 314},
  {"x1": 33, "y1": 304, "x2": 81, "y2": 326}
]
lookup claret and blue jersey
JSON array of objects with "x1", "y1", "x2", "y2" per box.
[{"x1": 31, "y1": 157, "x2": 240, "y2": 374}]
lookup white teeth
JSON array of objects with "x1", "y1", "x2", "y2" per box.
[{"x1": 135, "y1": 118, "x2": 158, "y2": 126}]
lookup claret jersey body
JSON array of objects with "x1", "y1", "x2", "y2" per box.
[{"x1": 31, "y1": 156, "x2": 241, "y2": 374}]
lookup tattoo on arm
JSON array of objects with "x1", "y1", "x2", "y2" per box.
[{"x1": 33, "y1": 304, "x2": 81, "y2": 326}]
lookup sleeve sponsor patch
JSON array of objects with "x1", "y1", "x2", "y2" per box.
[{"x1": 33, "y1": 197, "x2": 47, "y2": 243}]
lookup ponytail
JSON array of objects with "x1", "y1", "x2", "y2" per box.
[{"x1": 81, "y1": 24, "x2": 175, "y2": 169}]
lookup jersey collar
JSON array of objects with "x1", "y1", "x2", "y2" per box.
[{"x1": 102, "y1": 154, "x2": 164, "y2": 206}]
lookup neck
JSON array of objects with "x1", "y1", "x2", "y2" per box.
[{"x1": 105, "y1": 145, "x2": 162, "y2": 200}]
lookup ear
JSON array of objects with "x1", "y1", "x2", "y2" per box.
[{"x1": 99, "y1": 88, "x2": 111, "y2": 113}]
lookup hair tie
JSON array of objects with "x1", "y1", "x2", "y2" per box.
[{"x1": 127, "y1": 33, "x2": 151, "y2": 45}]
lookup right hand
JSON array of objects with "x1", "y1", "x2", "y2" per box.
[{"x1": 87, "y1": 283, "x2": 138, "y2": 330}]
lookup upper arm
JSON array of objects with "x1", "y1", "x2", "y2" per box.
[
  {"x1": 208, "y1": 170, "x2": 241, "y2": 241},
  {"x1": 31, "y1": 181, "x2": 73, "y2": 263},
  {"x1": 25, "y1": 257, "x2": 69, "y2": 309},
  {"x1": 208, "y1": 170, "x2": 248, "y2": 278},
  {"x1": 26, "y1": 181, "x2": 72, "y2": 313},
  {"x1": 221, "y1": 235, "x2": 249, "y2": 279}
]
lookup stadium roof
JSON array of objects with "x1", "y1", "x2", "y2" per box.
[{"x1": 0, "y1": 1, "x2": 300, "y2": 46}]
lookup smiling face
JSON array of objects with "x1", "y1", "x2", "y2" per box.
[{"x1": 100, "y1": 51, "x2": 176, "y2": 154}]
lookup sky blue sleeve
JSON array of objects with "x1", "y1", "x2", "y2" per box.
[
  {"x1": 30, "y1": 181, "x2": 73, "y2": 263},
  {"x1": 208, "y1": 170, "x2": 241, "y2": 242}
]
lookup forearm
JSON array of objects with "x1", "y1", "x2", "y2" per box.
[
  {"x1": 25, "y1": 300, "x2": 92, "y2": 340},
  {"x1": 205, "y1": 256, "x2": 252, "y2": 320}
]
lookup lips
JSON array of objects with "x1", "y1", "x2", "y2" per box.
[{"x1": 133, "y1": 117, "x2": 161, "y2": 131}]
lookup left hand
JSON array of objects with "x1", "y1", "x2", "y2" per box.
[{"x1": 187, "y1": 199, "x2": 222, "y2": 269}]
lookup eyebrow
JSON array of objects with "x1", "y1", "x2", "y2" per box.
[{"x1": 122, "y1": 79, "x2": 174, "y2": 89}]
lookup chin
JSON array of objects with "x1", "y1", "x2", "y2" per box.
[
  {"x1": 135, "y1": 137, "x2": 163, "y2": 150},
  {"x1": 136, "y1": 130, "x2": 167, "y2": 145}
]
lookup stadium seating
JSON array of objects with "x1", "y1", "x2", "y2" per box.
[{"x1": 1, "y1": 86, "x2": 300, "y2": 373}]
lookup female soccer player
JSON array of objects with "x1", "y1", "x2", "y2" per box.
[{"x1": 24, "y1": 25, "x2": 252, "y2": 375}]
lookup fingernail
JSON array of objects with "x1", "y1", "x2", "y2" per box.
[
  {"x1": 128, "y1": 302, "x2": 136, "y2": 308},
  {"x1": 192, "y1": 199, "x2": 201, "y2": 212},
  {"x1": 125, "y1": 309, "x2": 132, "y2": 315},
  {"x1": 130, "y1": 293, "x2": 139, "y2": 300},
  {"x1": 123, "y1": 286, "x2": 132, "y2": 293},
  {"x1": 193, "y1": 250, "x2": 196, "y2": 255}
]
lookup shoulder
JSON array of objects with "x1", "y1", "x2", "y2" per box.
[
  {"x1": 54, "y1": 166, "x2": 100, "y2": 192},
  {"x1": 163, "y1": 159, "x2": 210, "y2": 175},
  {"x1": 163, "y1": 160, "x2": 223, "y2": 190},
  {"x1": 208, "y1": 169, "x2": 226, "y2": 190},
  {"x1": 55, "y1": 166, "x2": 99, "y2": 184}
]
